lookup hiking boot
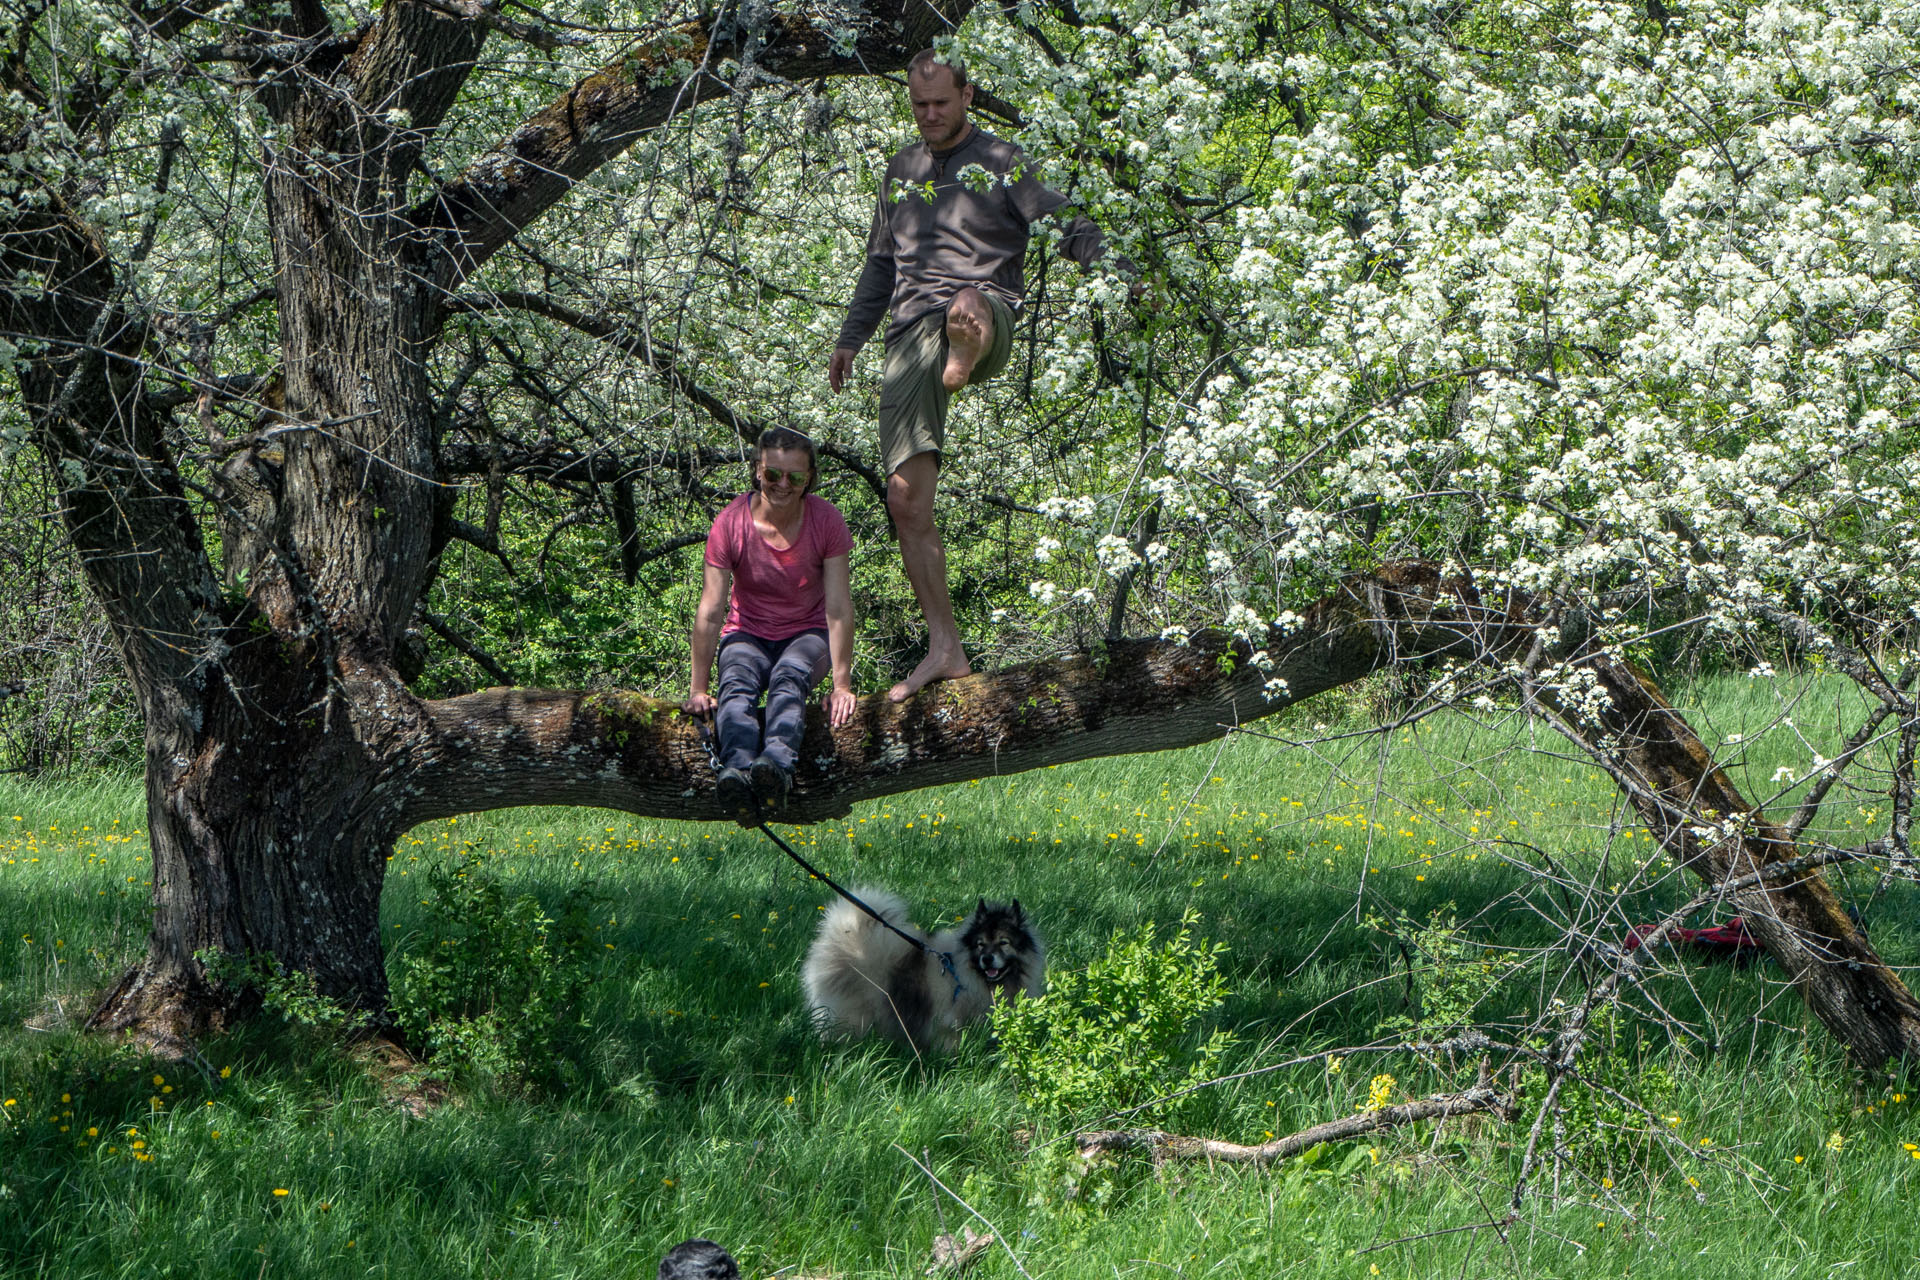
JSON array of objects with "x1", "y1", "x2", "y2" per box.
[
  {"x1": 749, "y1": 754, "x2": 792, "y2": 813},
  {"x1": 715, "y1": 766, "x2": 759, "y2": 827}
]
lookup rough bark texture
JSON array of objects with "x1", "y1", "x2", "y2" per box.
[{"x1": 401, "y1": 563, "x2": 1482, "y2": 826}]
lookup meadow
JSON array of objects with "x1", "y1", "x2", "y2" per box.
[{"x1": 1, "y1": 676, "x2": 1917, "y2": 1279}]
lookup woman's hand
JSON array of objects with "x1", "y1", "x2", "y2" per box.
[
  {"x1": 824, "y1": 685, "x2": 856, "y2": 727},
  {"x1": 684, "y1": 691, "x2": 717, "y2": 717}
]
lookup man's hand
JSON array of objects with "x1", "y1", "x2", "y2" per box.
[
  {"x1": 684, "y1": 691, "x2": 717, "y2": 717},
  {"x1": 824, "y1": 685, "x2": 857, "y2": 727},
  {"x1": 827, "y1": 347, "x2": 856, "y2": 393}
]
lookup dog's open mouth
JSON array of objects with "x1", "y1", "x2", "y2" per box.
[{"x1": 980, "y1": 962, "x2": 1005, "y2": 982}]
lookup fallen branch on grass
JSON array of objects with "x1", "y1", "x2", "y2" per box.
[{"x1": 1075, "y1": 1083, "x2": 1519, "y2": 1166}]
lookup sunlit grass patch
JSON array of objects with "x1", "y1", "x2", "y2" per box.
[{"x1": 1, "y1": 675, "x2": 1916, "y2": 1278}]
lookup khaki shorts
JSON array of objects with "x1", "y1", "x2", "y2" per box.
[{"x1": 877, "y1": 290, "x2": 1016, "y2": 478}]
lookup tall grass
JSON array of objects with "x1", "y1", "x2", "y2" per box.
[{"x1": 1, "y1": 676, "x2": 1916, "y2": 1278}]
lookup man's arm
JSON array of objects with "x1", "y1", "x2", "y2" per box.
[
  {"x1": 829, "y1": 188, "x2": 897, "y2": 389},
  {"x1": 1004, "y1": 152, "x2": 1123, "y2": 272}
]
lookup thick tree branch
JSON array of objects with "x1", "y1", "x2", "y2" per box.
[
  {"x1": 416, "y1": 0, "x2": 978, "y2": 289},
  {"x1": 397, "y1": 561, "x2": 1920, "y2": 1065},
  {"x1": 1529, "y1": 654, "x2": 1920, "y2": 1065},
  {"x1": 402, "y1": 563, "x2": 1485, "y2": 826}
]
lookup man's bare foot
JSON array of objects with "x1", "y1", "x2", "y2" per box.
[
  {"x1": 942, "y1": 304, "x2": 987, "y2": 392},
  {"x1": 888, "y1": 651, "x2": 972, "y2": 702}
]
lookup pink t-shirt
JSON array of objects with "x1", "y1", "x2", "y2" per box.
[{"x1": 705, "y1": 493, "x2": 853, "y2": 640}]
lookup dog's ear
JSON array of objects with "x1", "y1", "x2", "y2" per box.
[
  {"x1": 1011, "y1": 898, "x2": 1024, "y2": 922},
  {"x1": 976, "y1": 896, "x2": 989, "y2": 917}
]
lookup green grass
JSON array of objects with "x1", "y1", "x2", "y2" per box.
[{"x1": 2, "y1": 675, "x2": 1919, "y2": 1278}]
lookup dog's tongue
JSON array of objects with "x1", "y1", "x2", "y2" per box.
[{"x1": 982, "y1": 964, "x2": 1004, "y2": 981}]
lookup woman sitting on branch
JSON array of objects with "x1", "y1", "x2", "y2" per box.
[{"x1": 684, "y1": 427, "x2": 857, "y2": 823}]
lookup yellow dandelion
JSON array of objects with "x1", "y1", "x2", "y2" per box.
[{"x1": 273, "y1": 1188, "x2": 290, "y2": 1197}]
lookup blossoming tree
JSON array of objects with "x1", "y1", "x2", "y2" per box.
[{"x1": 3, "y1": 0, "x2": 1918, "y2": 1063}]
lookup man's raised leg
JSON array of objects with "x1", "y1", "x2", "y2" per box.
[
  {"x1": 888, "y1": 451, "x2": 972, "y2": 701},
  {"x1": 941, "y1": 286, "x2": 993, "y2": 392}
]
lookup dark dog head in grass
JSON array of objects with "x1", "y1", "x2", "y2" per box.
[{"x1": 962, "y1": 898, "x2": 1041, "y2": 995}]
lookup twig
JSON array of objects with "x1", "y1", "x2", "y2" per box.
[{"x1": 892, "y1": 1146, "x2": 1034, "y2": 1280}]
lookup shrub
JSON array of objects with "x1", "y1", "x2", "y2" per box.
[
  {"x1": 388, "y1": 855, "x2": 603, "y2": 1090},
  {"x1": 993, "y1": 909, "x2": 1234, "y2": 1124},
  {"x1": 1523, "y1": 1004, "x2": 1679, "y2": 1185},
  {"x1": 1367, "y1": 904, "x2": 1515, "y2": 1040},
  {"x1": 196, "y1": 948, "x2": 374, "y2": 1038}
]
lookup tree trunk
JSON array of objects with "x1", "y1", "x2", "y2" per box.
[
  {"x1": 1531, "y1": 656, "x2": 1920, "y2": 1064},
  {"x1": 90, "y1": 716, "x2": 395, "y2": 1047}
]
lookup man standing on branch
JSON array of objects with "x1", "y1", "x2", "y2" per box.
[{"x1": 828, "y1": 49, "x2": 1126, "y2": 702}]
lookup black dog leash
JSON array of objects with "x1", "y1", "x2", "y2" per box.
[{"x1": 689, "y1": 711, "x2": 964, "y2": 997}]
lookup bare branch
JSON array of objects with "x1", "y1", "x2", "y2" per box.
[{"x1": 1076, "y1": 1084, "x2": 1517, "y2": 1165}]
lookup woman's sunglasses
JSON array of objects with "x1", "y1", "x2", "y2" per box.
[{"x1": 762, "y1": 468, "x2": 810, "y2": 488}]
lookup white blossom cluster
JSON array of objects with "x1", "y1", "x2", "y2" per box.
[{"x1": 945, "y1": 0, "x2": 1920, "y2": 663}]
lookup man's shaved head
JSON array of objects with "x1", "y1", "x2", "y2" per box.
[{"x1": 907, "y1": 49, "x2": 968, "y2": 89}]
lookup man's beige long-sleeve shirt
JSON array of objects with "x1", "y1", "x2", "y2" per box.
[{"x1": 835, "y1": 126, "x2": 1111, "y2": 354}]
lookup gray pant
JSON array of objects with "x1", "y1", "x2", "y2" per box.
[{"x1": 715, "y1": 629, "x2": 830, "y2": 771}]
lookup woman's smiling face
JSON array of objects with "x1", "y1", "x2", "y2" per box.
[{"x1": 758, "y1": 447, "x2": 812, "y2": 508}]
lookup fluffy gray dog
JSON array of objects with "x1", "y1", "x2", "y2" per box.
[{"x1": 800, "y1": 888, "x2": 1045, "y2": 1053}]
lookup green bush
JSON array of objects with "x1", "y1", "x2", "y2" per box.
[
  {"x1": 1523, "y1": 1004, "x2": 1679, "y2": 1186},
  {"x1": 1367, "y1": 903, "x2": 1516, "y2": 1040},
  {"x1": 196, "y1": 948, "x2": 374, "y2": 1039},
  {"x1": 993, "y1": 909, "x2": 1234, "y2": 1124},
  {"x1": 388, "y1": 855, "x2": 604, "y2": 1091}
]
